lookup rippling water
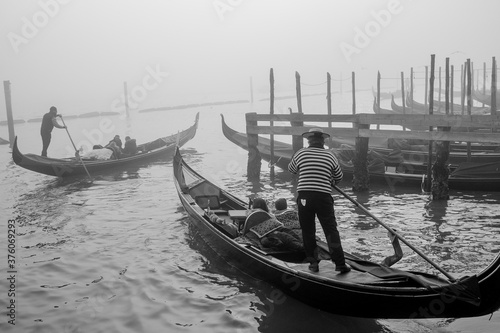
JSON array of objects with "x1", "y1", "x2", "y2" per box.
[{"x1": 1, "y1": 92, "x2": 500, "y2": 333}]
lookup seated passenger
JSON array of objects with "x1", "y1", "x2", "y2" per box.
[
  {"x1": 243, "y1": 198, "x2": 303, "y2": 251},
  {"x1": 248, "y1": 197, "x2": 270, "y2": 214},
  {"x1": 273, "y1": 198, "x2": 301, "y2": 230},
  {"x1": 107, "y1": 135, "x2": 123, "y2": 150},
  {"x1": 122, "y1": 136, "x2": 138, "y2": 156}
]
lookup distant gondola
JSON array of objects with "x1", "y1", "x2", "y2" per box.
[{"x1": 12, "y1": 113, "x2": 199, "y2": 177}]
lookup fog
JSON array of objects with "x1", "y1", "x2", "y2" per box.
[{"x1": 1, "y1": 0, "x2": 499, "y2": 118}]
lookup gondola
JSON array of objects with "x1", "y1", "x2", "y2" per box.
[
  {"x1": 220, "y1": 114, "x2": 500, "y2": 191},
  {"x1": 173, "y1": 147, "x2": 500, "y2": 318},
  {"x1": 12, "y1": 113, "x2": 199, "y2": 177},
  {"x1": 473, "y1": 89, "x2": 500, "y2": 107},
  {"x1": 404, "y1": 94, "x2": 491, "y2": 115}
]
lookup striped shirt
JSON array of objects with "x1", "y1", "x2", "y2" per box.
[{"x1": 288, "y1": 147, "x2": 343, "y2": 194}]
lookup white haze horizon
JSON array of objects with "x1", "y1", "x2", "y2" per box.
[{"x1": 1, "y1": 0, "x2": 499, "y2": 119}]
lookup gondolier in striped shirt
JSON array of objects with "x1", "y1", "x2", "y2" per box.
[{"x1": 288, "y1": 128, "x2": 350, "y2": 273}]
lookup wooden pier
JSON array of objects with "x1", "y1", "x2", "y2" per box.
[{"x1": 246, "y1": 55, "x2": 499, "y2": 199}]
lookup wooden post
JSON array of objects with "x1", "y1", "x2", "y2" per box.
[
  {"x1": 123, "y1": 82, "x2": 130, "y2": 118},
  {"x1": 290, "y1": 111, "x2": 303, "y2": 153},
  {"x1": 400, "y1": 72, "x2": 406, "y2": 114},
  {"x1": 292, "y1": 71, "x2": 304, "y2": 153},
  {"x1": 410, "y1": 67, "x2": 414, "y2": 113},
  {"x1": 400, "y1": 71, "x2": 406, "y2": 131},
  {"x1": 492, "y1": 57, "x2": 497, "y2": 116},
  {"x1": 3, "y1": 81, "x2": 15, "y2": 147},
  {"x1": 483, "y1": 62, "x2": 487, "y2": 107},
  {"x1": 431, "y1": 57, "x2": 450, "y2": 200},
  {"x1": 270, "y1": 69, "x2": 275, "y2": 181},
  {"x1": 431, "y1": 127, "x2": 450, "y2": 200},
  {"x1": 377, "y1": 71, "x2": 381, "y2": 130},
  {"x1": 327, "y1": 72, "x2": 332, "y2": 147},
  {"x1": 445, "y1": 58, "x2": 450, "y2": 115},
  {"x1": 250, "y1": 76, "x2": 254, "y2": 104},
  {"x1": 438, "y1": 66, "x2": 442, "y2": 111},
  {"x1": 450, "y1": 65, "x2": 454, "y2": 115},
  {"x1": 295, "y1": 71, "x2": 302, "y2": 113},
  {"x1": 353, "y1": 122, "x2": 369, "y2": 192},
  {"x1": 461, "y1": 63, "x2": 465, "y2": 115},
  {"x1": 246, "y1": 112, "x2": 261, "y2": 181},
  {"x1": 351, "y1": 72, "x2": 356, "y2": 115},
  {"x1": 425, "y1": 66, "x2": 428, "y2": 107},
  {"x1": 466, "y1": 59, "x2": 472, "y2": 162},
  {"x1": 425, "y1": 55, "x2": 435, "y2": 193}
]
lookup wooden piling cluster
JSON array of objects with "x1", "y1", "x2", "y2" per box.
[{"x1": 247, "y1": 56, "x2": 499, "y2": 198}]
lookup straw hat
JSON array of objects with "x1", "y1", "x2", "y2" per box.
[{"x1": 302, "y1": 127, "x2": 330, "y2": 139}]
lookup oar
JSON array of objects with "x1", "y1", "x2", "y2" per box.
[
  {"x1": 58, "y1": 115, "x2": 92, "y2": 181},
  {"x1": 332, "y1": 184, "x2": 455, "y2": 282}
]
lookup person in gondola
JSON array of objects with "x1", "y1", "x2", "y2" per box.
[
  {"x1": 288, "y1": 128, "x2": 350, "y2": 274},
  {"x1": 273, "y1": 198, "x2": 301, "y2": 230},
  {"x1": 107, "y1": 135, "x2": 123, "y2": 150},
  {"x1": 121, "y1": 136, "x2": 138, "y2": 156},
  {"x1": 242, "y1": 198, "x2": 303, "y2": 252},
  {"x1": 105, "y1": 135, "x2": 123, "y2": 159},
  {"x1": 40, "y1": 106, "x2": 66, "y2": 157}
]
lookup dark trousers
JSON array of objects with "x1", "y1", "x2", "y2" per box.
[
  {"x1": 297, "y1": 191, "x2": 346, "y2": 266},
  {"x1": 41, "y1": 132, "x2": 51, "y2": 157}
]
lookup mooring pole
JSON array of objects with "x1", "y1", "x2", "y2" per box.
[
  {"x1": 410, "y1": 67, "x2": 414, "y2": 113},
  {"x1": 438, "y1": 66, "x2": 442, "y2": 111},
  {"x1": 431, "y1": 57, "x2": 450, "y2": 200},
  {"x1": 461, "y1": 63, "x2": 465, "y2": 115},
  {"x1": 246, "y1": 112, "x2": 261, "y2": 181},
  {"x1": 425, "y1": 66, "x2": 428, "y2": 108},
  {"x1": 377, "y1": 71, "x2": 381, "y2": 130},
  {"x1": 483, "y1": 62, "x2": 487, "y2": 108},
  {"x1": 270, "y1": 69, "x2": 275, "y2": 182},
  {"x1": 450, "y1": 65, "x2": 454, "y2": 115},
  {"x1": 400, "y1": 71, "x2": 406, "y2": 114},
  {"x1": 351, "y1": 72, "x2": 356, "y2": 115},
  {"x1": 327, "y1": 72, "x2": 332, "y2": 147},
  {"x1": 425, "y1": 55, "x2": 435, "y2": 193},
  {"x1": 296, "y1": 71, "x2": 302, "y2": 114},
  {"x1": 491, "y1": 57, "x2": 497, "y2": 117},
  {"x1": 466, "y1": 59, "x2": 472, "y2": 162},
  {"x1": 3, "y1": 81, "x2": 15, "y2": 148}
]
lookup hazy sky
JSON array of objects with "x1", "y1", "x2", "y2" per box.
[{"x1": 1, "y1": 0, "x2": 499, "y2": 117}]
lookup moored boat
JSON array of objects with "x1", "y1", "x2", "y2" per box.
[{"x1": 220, "y1": 114, "x2": 500, "y2": 191}]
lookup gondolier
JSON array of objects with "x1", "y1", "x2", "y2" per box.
[
  {"x1": 288, "y1": 127, "x2": 350, "y2": 273},
  {"x1": 40, "y1": 106, "x2": 66, "y2": 157}
]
